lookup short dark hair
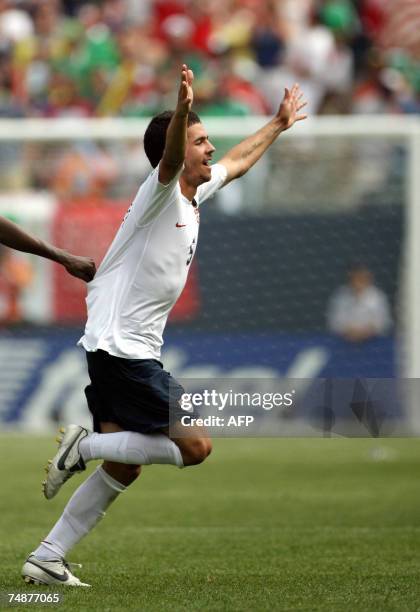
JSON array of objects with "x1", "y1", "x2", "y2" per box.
[{"x1": 143, "y1": 110, "x2": 201, "y2": 168}]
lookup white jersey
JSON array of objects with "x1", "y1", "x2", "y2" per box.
[{"x1": 78, "y1": 163, "x2": 227, "y2": 359}]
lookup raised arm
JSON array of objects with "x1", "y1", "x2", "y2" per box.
[
  {"x1": 219, "y1": 84, "x2": 307, "y2": 184},
  {"x1": 0, "y1": 216, "x2": 96, "y2": 282},
  {"x1": 158, "y1": 64, "x2": 194, "y2": 185}
]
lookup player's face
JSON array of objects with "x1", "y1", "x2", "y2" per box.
[{"x1": 183, "y1": 123, "x2": 216, "y2": 186}]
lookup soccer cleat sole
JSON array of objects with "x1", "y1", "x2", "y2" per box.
[
  {"x1": 23, "y1": 575, "x2": 47, "y2": 586},
  {"x1": 43, "y1": 425, "x2": 87, "y2": 500},
  {"x1": 43, "y1": 428, "x2": 66, "y2": 493},
  {"x1": 55, "y1": 427, "x2": 65, "y2": 444}
]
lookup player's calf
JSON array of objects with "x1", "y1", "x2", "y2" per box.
[{"x1": 102, "y1": 461, "x2": 142, "y2": 486}]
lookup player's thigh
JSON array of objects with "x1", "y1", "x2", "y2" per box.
[
  {"x1": 100, "y1": 421, "x2": 125, "y2": 434},
  {"x1": 99, "y1": 421, "x2": 142, "y2": 484},
  {"x1": 163, "y1": 423, "x2": 212, "y2": 464}
]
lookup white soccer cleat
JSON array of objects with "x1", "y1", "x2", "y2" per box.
[
  {"x1": 43, "y1": 424, "x2": 89, "y2": 500},
  {"x1": 22, "y1": 554, "x2": 91, "y2": 587}
]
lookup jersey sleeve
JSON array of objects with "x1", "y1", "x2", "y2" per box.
[
  {"x1": 130, "y1": 163, "x2": 184, "y2": 227},
  {"x1": 195, "y1": 163, "x2": 228, "y2": 206}
]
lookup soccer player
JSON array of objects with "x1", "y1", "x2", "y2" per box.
[
  {"x1": 22, "y1": 65, "x2": 307, "y2": 587},
  {"x1": 0, "y1": 215, "x2": 95, "y2": 281}
]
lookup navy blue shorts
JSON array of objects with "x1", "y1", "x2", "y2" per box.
[{"x1": 84, "y1": 349, "x2": 186, "y2": 434}]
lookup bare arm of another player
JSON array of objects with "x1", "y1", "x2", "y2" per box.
[
  {"x1": 159, "y1": 64, "x2": 194, "y2": 185},
  {"x1": 219, "y1": 84, "x2": 308, "y2": 184},
  {"x1": 0, "y1": 216, "x2": 96, "y2": 282}
]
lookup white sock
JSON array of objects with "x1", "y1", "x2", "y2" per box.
[
  {"x1": 34, "y1": 466, "x2": 125, "y2": 561},
  {"x1": 79, "y1": 431, "x2": 183, "y2": 467}
]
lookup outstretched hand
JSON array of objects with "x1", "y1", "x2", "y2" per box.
[
  {"x1": 63, "y1": 254, "x2": 96, "y2": 282},
  {"x1": 277, "y1": 84, "x2": 308, "y2": 130},
  {"x1": 177, "y1": 64, "x2": 194, "y2": 115}
]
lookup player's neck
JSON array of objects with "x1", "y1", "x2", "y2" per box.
[{"x1": 179, "y1": 175, "x2": 198, "y2": 202}]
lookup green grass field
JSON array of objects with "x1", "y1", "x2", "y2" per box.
[{"x1": 1, "y1": 435, "x2": 420, "y2": 611}]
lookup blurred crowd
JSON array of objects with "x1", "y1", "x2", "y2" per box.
[
  {"x1": 0, "y1": 0, "x2": 419, "y2": 120},
  {"x1": 0, "y1": 0, "x2": 418, "y2": 207}
]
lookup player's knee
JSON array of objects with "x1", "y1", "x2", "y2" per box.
[{"x1": 183, "y1": 438, "x2": 212, "y2": 466}]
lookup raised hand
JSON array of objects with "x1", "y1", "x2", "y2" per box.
[
  {"x1": 176, "y1": 63, "x2": 194, "y2": 116},
  {"x1": 277, "y1": 84, "x2": 308, "y2": 130}
]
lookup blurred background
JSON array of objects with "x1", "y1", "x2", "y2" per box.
[{"x1": 0, "y1": 0, "x2": 419, "y2": 432}]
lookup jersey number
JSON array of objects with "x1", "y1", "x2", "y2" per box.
[{"x1": 186, "y1": 238, "x2": 196, "y2": 266}]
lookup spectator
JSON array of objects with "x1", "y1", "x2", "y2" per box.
[
  {"x1": 0, "y1": 0, "x2": 33, "y2": 45},
  {"x1": 0, "y1": 244, "x2": 33, "y2": 325},
  {"x1": 327, "y1": 264, "x2": 392, "y2": 343},
  {"x1": 0, "y1": 47, "x2": 28, "y2": 190},
  {"x1": 284, "y1": 11, "x2": 337, "y2": 115},
  {"x1": 50, "y1": 142, "x2": 118, "y2": 203},
  {"x1": 251, "y1": 2, "x2": 286, "y2": 69}
]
